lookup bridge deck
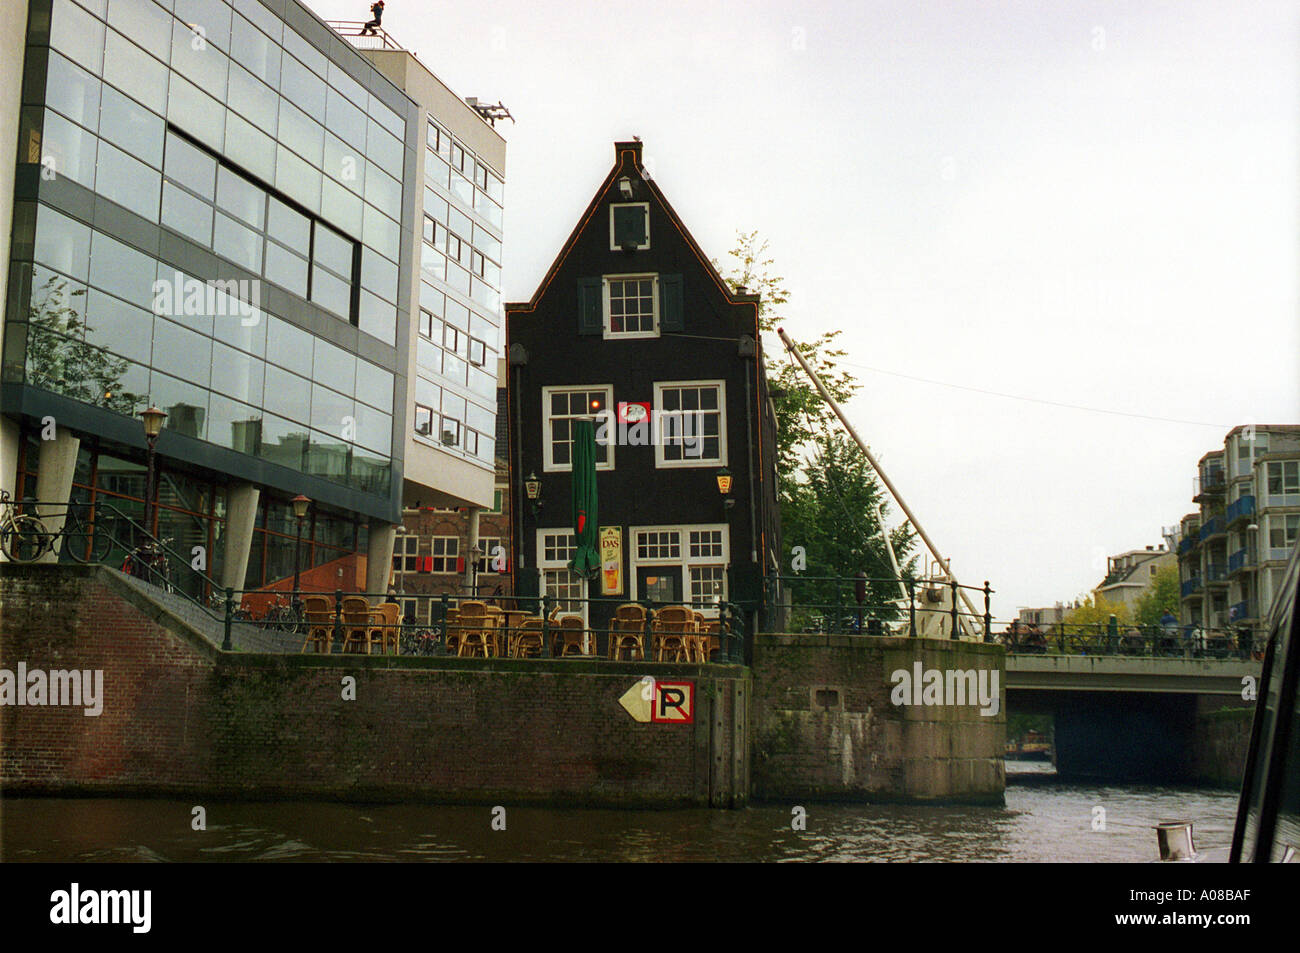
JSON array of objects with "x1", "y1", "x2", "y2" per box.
[{"x1": 1006, "y1": 653, "x2": 1261, "y2": 695}]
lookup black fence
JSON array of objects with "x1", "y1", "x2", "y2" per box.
[{"x1": 763, "y1": 572, "x2": 994, "y2": 639}]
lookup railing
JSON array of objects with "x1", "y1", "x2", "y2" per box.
[
  {"x1": 999, "y1": 620, "x2": 1265, "y2": 660},
  {"x1": 1178, "y1": 535, "x2": 1198, "y2": 556},
  {"x1": 1206, "y1": 563, "x2": 1228, "y2": 583},
  {"x1": 1230, "y1": 599, "x2": 1256, "y2": 622},
  {"x1": 762, "y1": 572, "x2": 995, "y2": 640},
  {"x1": 325, "y1": 20, "x2": 405, "y2": 51},
  {"x1": 1181, "y1": 577, "x2": 1203, "y2": 597},
  {"x1": 1226, "y1": 495, "x2": 1256, "y2": 525},
  {"x1": 1199, "y1": 516, "x2": 1224, "y2": 541},
  {"x1": 1228, "y1": 548, "x2": 1253, "y2": 574}
]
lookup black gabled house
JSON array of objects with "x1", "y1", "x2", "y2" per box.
[{"x1": 505, "y1": 140, "x2": 781, "y2": 654}]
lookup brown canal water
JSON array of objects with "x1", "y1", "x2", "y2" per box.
[{"x1": 1, "y1": 768, "x2": 1239, "y2": 862}]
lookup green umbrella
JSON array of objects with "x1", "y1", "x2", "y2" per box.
[{"x1": 568, "y1": 418, "x2": 601, "y2": 577}]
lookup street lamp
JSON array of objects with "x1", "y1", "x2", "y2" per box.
[
  {"x1": 525, "y1": 471, "x2": 542, "y2": 517},
  {"x1": 470, "y1": 543, "x2": 482, "y2": 597},
  {"x1": 715, "y1": 467, "x2": 735, "y2": 509},
  {"x1": 139, "y1": 406, "x2": 167, "y2": 536},
  {"x1": 291, "y1": 494, "x2": 310, "y2": 609}
]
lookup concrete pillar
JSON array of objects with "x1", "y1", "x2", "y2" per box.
[
  {"x1": 222, "y1": 483, "x2": 259, "y2": 592},
  {"x1": 34, "y1": 428, "x2": 80, "y2": 562},
  {"x1": 367, "y1": 521, "x2": 397, "y2": 596},
  {"x1": 463, "y1": 506, "x2": 481, "y2": 594}
]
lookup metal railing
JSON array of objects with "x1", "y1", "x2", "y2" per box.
[
  {"x1": 997, "y1": 620, "x2": 1265, "y2": 660},
  {"x1": 325, "y1": 20, "x2": 405, "y2": 51},
  {"x1": 763, "y1": 572, "x2": 995, "y2": 640}
]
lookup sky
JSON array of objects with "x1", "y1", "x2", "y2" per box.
[{"x1": 307, "y1": 0, "x2": 1299, "y2": 620}]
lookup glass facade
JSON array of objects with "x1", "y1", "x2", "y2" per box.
[
  {"x1": 4, "y1": 0, "x2": 416, "y2": 513},
  {"x1": 413, "y1": 117, "x2": 504, "y2": 469}
]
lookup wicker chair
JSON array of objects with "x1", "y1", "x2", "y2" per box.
[
  {"x1": 370, "y1": 602, "x2": 402, "y2": 655},
  {"x1": 301, "y1": 594, "x2": 334, "y2": 654},
  {"x1": 511, "y1": 618, "x2": 545, "y2": 658},
  {"x1": 340, "y1": 596, "x2": 377, "y2": 654},
  {"x1": 607, "y1": 603, "x2": 647, "y2": 661},
  {"x1": 651, "y1": 606, "x2": 695, "y2": 662}
]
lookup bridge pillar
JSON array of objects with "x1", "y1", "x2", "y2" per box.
[{"x1": 1053, "y1": 691, "x2": 1197, "y2": 781}]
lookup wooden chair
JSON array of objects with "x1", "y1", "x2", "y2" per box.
[
  {"x1": 699, "y1": 620, "x2": 722, "y2": 663},
  {"x1": 456, "y1": 603, "x2": 495, "y2": 658},
  {"x1": 607, "y1": 603, "x2": 647, "y2": 661},
  {"x1": 552, "y1": 614, "x2": 589, "y2": 657},
  {"x1": 443, "y1": 607, "x2": 461, "y2": 655},
  {"x1": 511, "y1": 618, "x2": 545, "y2": 658},
  {"x1": 300, "y1": 594, "x2": 334, "y2": 654},
  {"x1": 484, "y1": 605, "x2": 506, "y2": 656},
  {"x1": 370, "y1": 602, "x2": 402, "y2": 655},
  {"x1": 340, "y1": 596, "x2": 376, "y2": 654},
  {"x1": 651, "y1": 606, "x2": 695, "y2": 662}
]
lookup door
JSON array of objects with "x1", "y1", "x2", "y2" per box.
[{"x1": 637, "y1": 566, "x2": 682, "y2": 606}]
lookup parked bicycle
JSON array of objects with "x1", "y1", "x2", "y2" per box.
[
  {"x1": 263, "y1": 595, "x2": 306, "y2": 634},
  {"x1": 399, "y1": 628, "x2": 441, "y2": 656},
  {"x1": 0, "y1": 489, "x2": 53, "y2": 562},
  {"x1": 122, "y1": 537, "x2": 175, "y2": 593},
  {"x1": 58, "y1": 503, "x2": 115, "y2": 565}
]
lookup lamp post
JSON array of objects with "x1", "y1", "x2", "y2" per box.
[
  {"x1": 139, "y1": 406, "x2": 167, "y2": 538},
  {"x1": 291, "y1": 494, "x2": 310, "y2": 610},
  {"x1": 715, "y1": 467, "x2": 735, "y2": 659},
  {"x1": 470, "y1": 544, "x2": 482, "y2": 598},
  {"x1": 525, "y1": 471, "x2": 542, "y2": 517}
]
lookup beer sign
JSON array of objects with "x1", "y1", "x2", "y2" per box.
[{"x1": 599, "y1": 526, "x2": 623, "y2": 595}]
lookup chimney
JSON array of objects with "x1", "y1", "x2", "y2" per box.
[{"x1": 615, "y1": 139, "x2": 643, "y2": 164}]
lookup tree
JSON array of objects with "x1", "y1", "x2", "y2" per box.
[
  {"x1": 1064, "y1": 593, "x2": 1131, "y2": 634},
  {"x1": 716, "y1": 231, "x2": 918, "y2": 623},
  {"x1": 1134, "y1": 563, "x2": 1180, "y2": 627},
  {"x1": 715, "y1": 230, "x2": 860, "y2": 478}
]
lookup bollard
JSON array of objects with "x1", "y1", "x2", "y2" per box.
[{"x1": 1154, "y1": 821, "x2": 1197, "y2": 861}]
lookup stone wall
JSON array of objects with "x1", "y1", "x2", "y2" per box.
[
  {"x1": 1190, "y1": 699, "x2": 1255, "y2": 788},
  {"x1": 0, "y1": 564, "x2": 748, "y2": 807},
  {"x1": 751, "y1": 634, "x2": 1005, "y2": 804}
]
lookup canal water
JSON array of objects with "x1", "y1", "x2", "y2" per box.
[{"x1": 1, "y1": 766, "x2": 1239, "y2": 862}]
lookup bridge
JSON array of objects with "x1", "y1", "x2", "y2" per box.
[{"x1": 1005, "y1": 651, "x2": 1262, "y2": 782}]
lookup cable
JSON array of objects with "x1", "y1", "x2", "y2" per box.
[{"x1": 836, "y1": 358, "x2": 1231, "y2": 429}]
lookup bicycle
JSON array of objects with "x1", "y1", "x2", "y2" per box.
[
  {"x1": 122, "y1": 537, "x2": 175, "y2": 593},
  {"x1": 264, "y1": 595, "x2": 307, "y2": 634},
  {"x1": 0, "y1": 490, "x2": 54, "y2": 562},
  {"x1": 399, "y1": 628, "x2": 441, "y2": 656},
  {"x1": 59, "y1": 503, "x2": 115, "y2": 565}
]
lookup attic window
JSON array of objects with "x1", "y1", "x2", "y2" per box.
[{"x1": 610, "y1": 202, "x2": 649, "y2": 251}]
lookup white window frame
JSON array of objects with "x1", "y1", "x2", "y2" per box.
[
  {"x1": 608, "y1": 201, "x2": 650, "y2": 251},
  {"x1": 429, "y1": 535, "x2": 459, "y2": 574},
  {"x1": 536, "y1": 529, "x2": 588, "y2": 623},
  {"x1": 475, "y1": 536, "x2": 504, "y2": 573},
  {"x1": 653, "y1": 379, "x2": 727, "y2": 469},
  {"x1": 392, "y1": 534, "x2": 420, "y2": 573},
  {"x1": 629, "y1": 523, "x2": 729, "y2": 616},
  {"x1": 484, "y1": 485, "x2": 506, "y2": 515},
  {"x1": 541, "y1": 384, "x2": 615, "y2": 472},
  {"x1": 602, "y1": 273, "x2": 659, "y2": 339}
]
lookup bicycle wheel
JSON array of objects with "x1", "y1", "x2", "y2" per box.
[
  {"x1": 1, "y1": 515, "x2": 54, "y2": 562},
  {"x1": 61, "y1": 519, "x2": 114, "y2": 564}
]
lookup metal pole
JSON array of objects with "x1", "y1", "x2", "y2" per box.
[
  {"x1": 950, "y1": 580, "x2": 959, "y2": 640},
  {"x1": 144, "y1": 436, "x2": 157, "y2": 539},
  {"x1": 292, "y1": 516, "x2": 304, "y2": 610},
  {"x1": 983, "y1": 581, "x2": 993, "y2": 643},
  {"x1": 222, "y1": 585, "x2": 234, "y2": 651},
  {"x1": 777, "y1": 328, "x2": 983, "y2": 634}
]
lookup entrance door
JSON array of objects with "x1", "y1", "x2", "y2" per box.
[{"x1": 637, "y1": 566, "x2": 682, "y2": 606}]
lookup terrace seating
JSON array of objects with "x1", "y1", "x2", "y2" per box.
[
  {"x1": 553, "y1": 614, "x2": 589, "y2": 657},
  {"x1": 340, "y1": 595, "x2": 378, "y2": 654},
  {"x1": 371, "y1": 602, "x2": 402, "y2": 655},
  {"x1": 651, "y1": 606, "x2": 695, "y2": 662},
  {"x1": 456, "y1": 602, "x2": 496, "y2": 658},
  {"x1": 511, "y1": 618, "x2": 545, "y2": 658},
  {"x1": 301, "y1": 594, "x2": 334, "y2": 654},
  {"x1": 607, "y1": 603, "x2": 648, "y2": 661}
]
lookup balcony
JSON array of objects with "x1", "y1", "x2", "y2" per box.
[
  {"x1": 1228, "y1": 548, "x2": 1255, "y2": 575},
  {"x1": 1205, "y1": 563, "x2": 1228, "y2": 586},
  {"x1": 1226, "y1": 495, "x2": 1256, "y2": 526},
  {"x1": 1178, "y1": 535, "x2": 1198, "y2": 556},
  {"x1": 1199, "y1": 515, "x2": 1224, "y2": 542},
  {"x1": 1193, "y1": 469, "x2": 1226, "y2": 502},
  {"x1": 1181, "y1": 577, "x2": 1203, "y2": 598},
  {"x1": 326, "y1": 20, "x2": 405, "y2": 51},
  {"x1": 1229, "y1": 599, "x2": 1256, "y2": 622}
]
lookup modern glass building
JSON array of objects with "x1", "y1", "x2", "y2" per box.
[{"x1": 0, "y1": 0, "x2": 430, "y2": 594}]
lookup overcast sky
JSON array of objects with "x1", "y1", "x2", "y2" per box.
[{"x1": 309, "y1": 0, "x2": 1299, "y2": 620}]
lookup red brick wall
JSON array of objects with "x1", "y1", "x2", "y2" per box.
[{"x1": 1, "y1": 565, "x2": 746, "y2": 807}]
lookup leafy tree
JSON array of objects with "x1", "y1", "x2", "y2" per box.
[
  {"x1": 1134, "y1": 563, "x2": 1180, "y2": 627},
  {"x1": 716, "y1": 231, "x2": 918, "y2": 625},
  {"x1": 1064, "y1": 593, "x2": 1131, "y2": 634}
]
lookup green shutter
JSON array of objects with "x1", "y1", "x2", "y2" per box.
[
  {"x1": 613, "y1": 205, "x2": 647, "y2": 247},
  {"x1": 660, "y1": 274, "x2": 683, "y2": 332},
  {"x1": 578, "y1": 277, "x2": 602, "y2": 335}
]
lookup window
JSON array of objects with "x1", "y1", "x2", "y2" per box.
[
  {"x1": 609, "y1": 202, "x2": 649, "y2": 250},
  {"x1": 630, "y1": 524, "x2": 729, "y2": 615},
  {"x1": 542, "y1": 386, "x2": 613, "y2": 471},
  {"x1": 392, "y1": 534, "x2": 419, "y2": 573},
  {"x1": 468, "y1": 337, "x2": 486, "y2": 367},
  {"x1": 430, "y1": 536, "x2": 459, "y2": 574},
  {"x1": 485, "y1": 485, "x2": 505, "y2": 515},
  {"x1": 474, "y1": 537, "x2": 502, "y2": 572},
  {"x1": 655, "y1": 381, "x2": 726, "y2": 467},
  {"x1": 419, "y1": 309, "x2": 434, "y2": 339},
  {"x1": 604, "y1": 275, "x2": 657, "y2": 338},
  {"x1": 443, "y1": 324, "x2": 461, "y2": 354},
  {"x1": 414, "y1": 404, "x2": 434, "y2": 436},
  {"x1": 537, "y1": 530, "x2": 585, "y2": 621},
  {"x1": 1267, "y1": 461, "x2": 1299, "y2": 500}
]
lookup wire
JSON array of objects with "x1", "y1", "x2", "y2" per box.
[{"x1": 836, "y1": 359, "x2": 1230, "y2": 429}]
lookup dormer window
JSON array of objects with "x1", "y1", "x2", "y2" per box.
[{"x1": 610, "y1": 202, "x2": 650, "y2": 250}]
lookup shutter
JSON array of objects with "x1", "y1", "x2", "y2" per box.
[
  {"x1": 456, "y1": 556, "x2": 466, "y2": 574},
  {"x1": 660, "y1": 274, "x2": 684, "y2": 332},
  {"x1": 613, "y1": 205, "x2": 647, "y2": 246},
  {"x1": 578, "y1": 277, "x2": 602, "y2": 335}
]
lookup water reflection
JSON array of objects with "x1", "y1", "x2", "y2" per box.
[{"x1": 1, "y1": 782, "x2": 1240, "y2": 862}]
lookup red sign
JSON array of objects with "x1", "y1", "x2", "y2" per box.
[
  {"x1": 650, "y1": 681, "x2": 695, "y2": 723},
  {"x1": 617, "y1": 401, "x2": 650, "y2": 425}
]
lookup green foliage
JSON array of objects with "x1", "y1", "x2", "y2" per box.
[
  {"x1": 715, "y1": 230, "x2": 919, "y2": 618},
  {"x1": 1134, "y1": 563, "x2": 1180, "y2": 627},
  {"x1": 23, "y1": 272, "x2": 144, "y2": 415},
  {"x1": 1064, "y1": 593, "x2": 1131, "y2": 633}
]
